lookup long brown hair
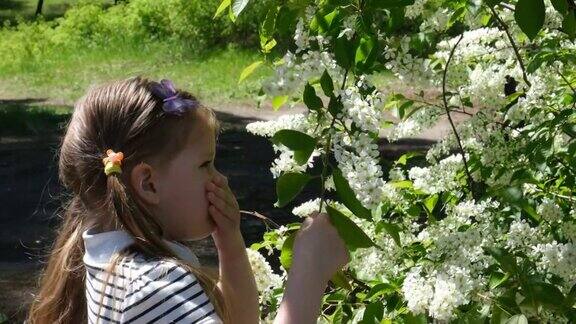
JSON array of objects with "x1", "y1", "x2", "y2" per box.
[{"x1": 27, "y1": 76, "x2": 229, "y2": 323}]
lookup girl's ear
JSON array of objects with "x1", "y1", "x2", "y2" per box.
[{"x1": 130, "y1": 162, "x2": 160, "y2": 205}]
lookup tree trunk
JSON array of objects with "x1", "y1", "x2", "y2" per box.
[{"x1": 35, "y1": 0, "x2": 44, "y2": 16}]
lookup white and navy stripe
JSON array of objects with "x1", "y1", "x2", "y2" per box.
[{"x1": 85, "y1": 258, "x2": 221, "y2": 323}]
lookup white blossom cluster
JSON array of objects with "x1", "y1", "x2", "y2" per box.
[
  {"x1": 338, "y1": 83, "x2": 386, "y2": 135},
  {"x1": 402, "y1": 265, "x2": 480, "y2": 321},
  {"x1": 408, "y1": 154, "x2": 464, "y2": 194},
  {"x1": 262, "y1": 12, "x2": 344, "y2": 99},
  {"x1": 505, "y1": 218, "x2": 547, "y2": 253},
  {"x1": 291, "y1": 197, "x2": 342, "y2": 218},
  {"x1": 269, "y1": 145, "x2": 321, "y2": 179},
  {"x1": 246, "y1": 113, "x2": 310, "y2": 138},
  {"x1": 245, "y1": 248, "x2": 284, "y2": 303},
  {"x1": 332, "y1": 131, "x2": 385, "y2": 209},
  {"x1": 537, "y1": 198, "x2": 564, "y2": 223},
  {"x1": 388, "y1": 106, "x2": 443, "y2": 141},
  {"x1": 402, "y1": 199, "x2": 505, "y2": 320},
  {"x1": 531, "y1": 242, "x2": 576, "y2": 289}
]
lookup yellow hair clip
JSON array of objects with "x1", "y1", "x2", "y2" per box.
[{"x1": 102, "y1": 149, "x2": 124, "y2": 176}]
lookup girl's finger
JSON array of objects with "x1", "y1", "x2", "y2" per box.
[
  {"x1": 207, "y1": 192, "x2": 233, "y2": 220},
  {"x1": 217, "y1": 174, "x2": 228, "y2": 186},
  {"x1": 208, "y1": 181, "x2": 238, "y2": 209},
  {"x1": 208, "y1": 205, "x2": 232, "y2": 227},
  {"x1": 208, "y1": 182, "x2": 233, "y2": 205}
]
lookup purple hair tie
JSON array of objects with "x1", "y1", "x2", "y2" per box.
[{"x1": 149, "y1": 79, "x2": 198, "y2": 116}]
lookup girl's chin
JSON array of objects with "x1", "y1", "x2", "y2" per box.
[{"x1": 183, "y1": 219, "x2": 216, "y2": 241}]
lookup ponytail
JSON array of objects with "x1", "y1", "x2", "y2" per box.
[{"x1": 27, "y1": 196, "x2": 89, "y2": 323}]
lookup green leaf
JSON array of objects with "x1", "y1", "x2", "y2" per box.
[
  {"x1": 484, "y1": 247, "x2": 518, "y2": 274},
  {"x1": 522, "y1": 281, "x2": 566, "y2": 311},
  {"x1": 505, "y1": 314, "x2": 528, "y2": 324},
  {"x1": 334, "y1": 36, "x2": 354, "y2": 69},
  {"x1": 328, "y1": 96, "x2": 343, "y2": 115},
  {"x1": 232, "y1": 0, "x2": 250, "y2": 17},
  {"x1": 395, "y1": 152, "x2": 422, "y2": 166},
  {"x1": 275, "y1": 172, "x2": 311, "y2": 207},
  {"x1": 362, "y1": 302, "x2": 384, "y2": 323},
  {"x1": 260, "y1": 6, "x2": 279, "y2": 41},
  {"x1": 320, "y1": 70, "x2": 334, "y2": 96},
  {"x1": 563, "y1": 11, "x2": 576, "y2": 37},
  {"x1": 272, "y1": 95, "x2": 288, "y2": 110},
  {"x1": 310, "y1": 9, "x2": 340, "y2": 33},
  {"x1": 404, "y1": 312, "x2": 427, "y2": 324},
  {"x1": 485, "y1": 0, "x2": 502, "y2": 6},
  {"x1": 370, "y1": 0, "x2": 415, "y2": 8},
  {"x1": 423, "y1": 194, "x2": 439, "y2": 214},
  {"x1": 390, "y1": 180, "x2": 413, "y2": 189},
  {"x1": 495, "y1": 186, "x2": 540, "y2": 222},
  {"x1": 366, "y1": 283, "x2": 397, "y2": 299},
  {"x1": 493, "y1": 293, "x2": 522, "y2": 317},
  {"x1": 272, "y1": 129, "x2": 317, "y2": 165},
  {"x1": 565, "y1": 282, "x2": 576, "y2": 306},
  {"x1": 332, "y1": 168, "x2": 372, "y2": 220},
  {"x1": 261, "y1": 38, "x2": 277, "y2": 53},
  {"x1": 551, "y1": 0, "x2": 569, "y2": 14},
  {"x1": 280, "y1": 231, "x2": 297, "y2": 270},
  {"x1": 355, "y1": 36, "x2": 375, "y2": 65},
  {"x1": 397, "y1": 100, "x2": 414, "y2": 120},
  {"x1": 514, "y1": 0, "x2": 545, "y2": 40},
  {"x1": 376, "y1": 221, "x2": 401, "y2": 246},
  {"x1": 213, "y1": 0, "x2": 231, "y2": 18},
  {"x1": 330, "y1": 270, "x2": 352, "y2": 290},
  {"x1": 490, "y1": 271, "x2": 511, "y2": 289},
  {"x1": 238, "y1": 60, "x2": 263, "y2": 84},
  {"x1": 303, "y1": 83, "x2": 323, "y2": 110},
  {"x1": 326, "y1": 205, "x2": 378, "y2": 251}
]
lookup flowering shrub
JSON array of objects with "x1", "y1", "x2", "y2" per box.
[{"x1": 226, "y1": 0, "x2": 576, "y2": 322}]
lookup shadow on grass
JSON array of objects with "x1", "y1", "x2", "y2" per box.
[
  {"x1": 0, "y1": 0, "x2": 26, "y2": 11},
  {"x1": 0, "y1": 99, "x2": 71, "y2": 138}
]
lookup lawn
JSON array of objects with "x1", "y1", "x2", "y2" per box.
[{"x1": 0, "y1": 43, "x2": 270, "y2": 104}]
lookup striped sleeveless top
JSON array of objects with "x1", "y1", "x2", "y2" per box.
[{"x1": 82, "y1": 228, "x2": 223, "y2": 323}]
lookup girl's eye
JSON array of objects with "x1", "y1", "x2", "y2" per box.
[{"x1": 201, "y1": 160, "x2": 212, "y2": 168}]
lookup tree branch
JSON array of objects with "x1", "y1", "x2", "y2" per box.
[
  {"x1": 442, "y1": 34, "x2": 477, "y2": 199},
  {"x1": 489, "y1": 6, "x2": 532, "y2": 87},
  {"x1": 319, "y1": 69, "x2": 349, "y2": 213}
]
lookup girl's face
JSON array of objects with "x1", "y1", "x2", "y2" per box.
[{"x1": 152, "y1": 119, "x2": 222, "y2": 241}]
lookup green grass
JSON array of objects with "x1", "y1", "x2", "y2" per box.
[
  {"x1": 0, "y1": 41, "x2": 271, "y2": 106},
  {"x1": 0, "y1": 38, "x2": 272, "y2": 137}
]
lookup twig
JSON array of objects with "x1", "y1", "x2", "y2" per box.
[
  {"x1": 489, "y1": 6, "x2": 532, "y2": 87},
  {"x1": 442, "y1": 34, "x2": 477, "y2": 199},
  {"x1": 319, "y1": 69, "x2": 349, "y2": 213},
  {"x1": 553, "y1": 65, "x2": 576, "y2": 108},
  {"x1": 497, "y1": 2, "x2": 515, "y2": 11},
  {"x1": 240, "y1": 210, "x2": 281, "y2": 229}
]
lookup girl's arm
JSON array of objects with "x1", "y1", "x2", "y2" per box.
[
  {"x1": 207, "y1": 175, "x2": 260, "y2": 324},
  {"x1": 273, "y1": 212, "x2": 350, "y2": 324},
  {"x1": 273, "y1": 261, "x2": 327, "y2": 324}
]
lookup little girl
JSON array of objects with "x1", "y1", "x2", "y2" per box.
[{"x1": 26, "y1": 76, "x2": 349, "y2": 324}]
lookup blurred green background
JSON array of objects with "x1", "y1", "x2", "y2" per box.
[{"x1": 0, "y1": 0, "x2": 274, "y2": 136}]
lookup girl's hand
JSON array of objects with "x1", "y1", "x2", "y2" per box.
[
  {"x1": 206, "y1": 173, "x2": 241, "y2": 241},
  {"x1": 291, "y1": 212, "x2": 350, "y2": 283}
]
